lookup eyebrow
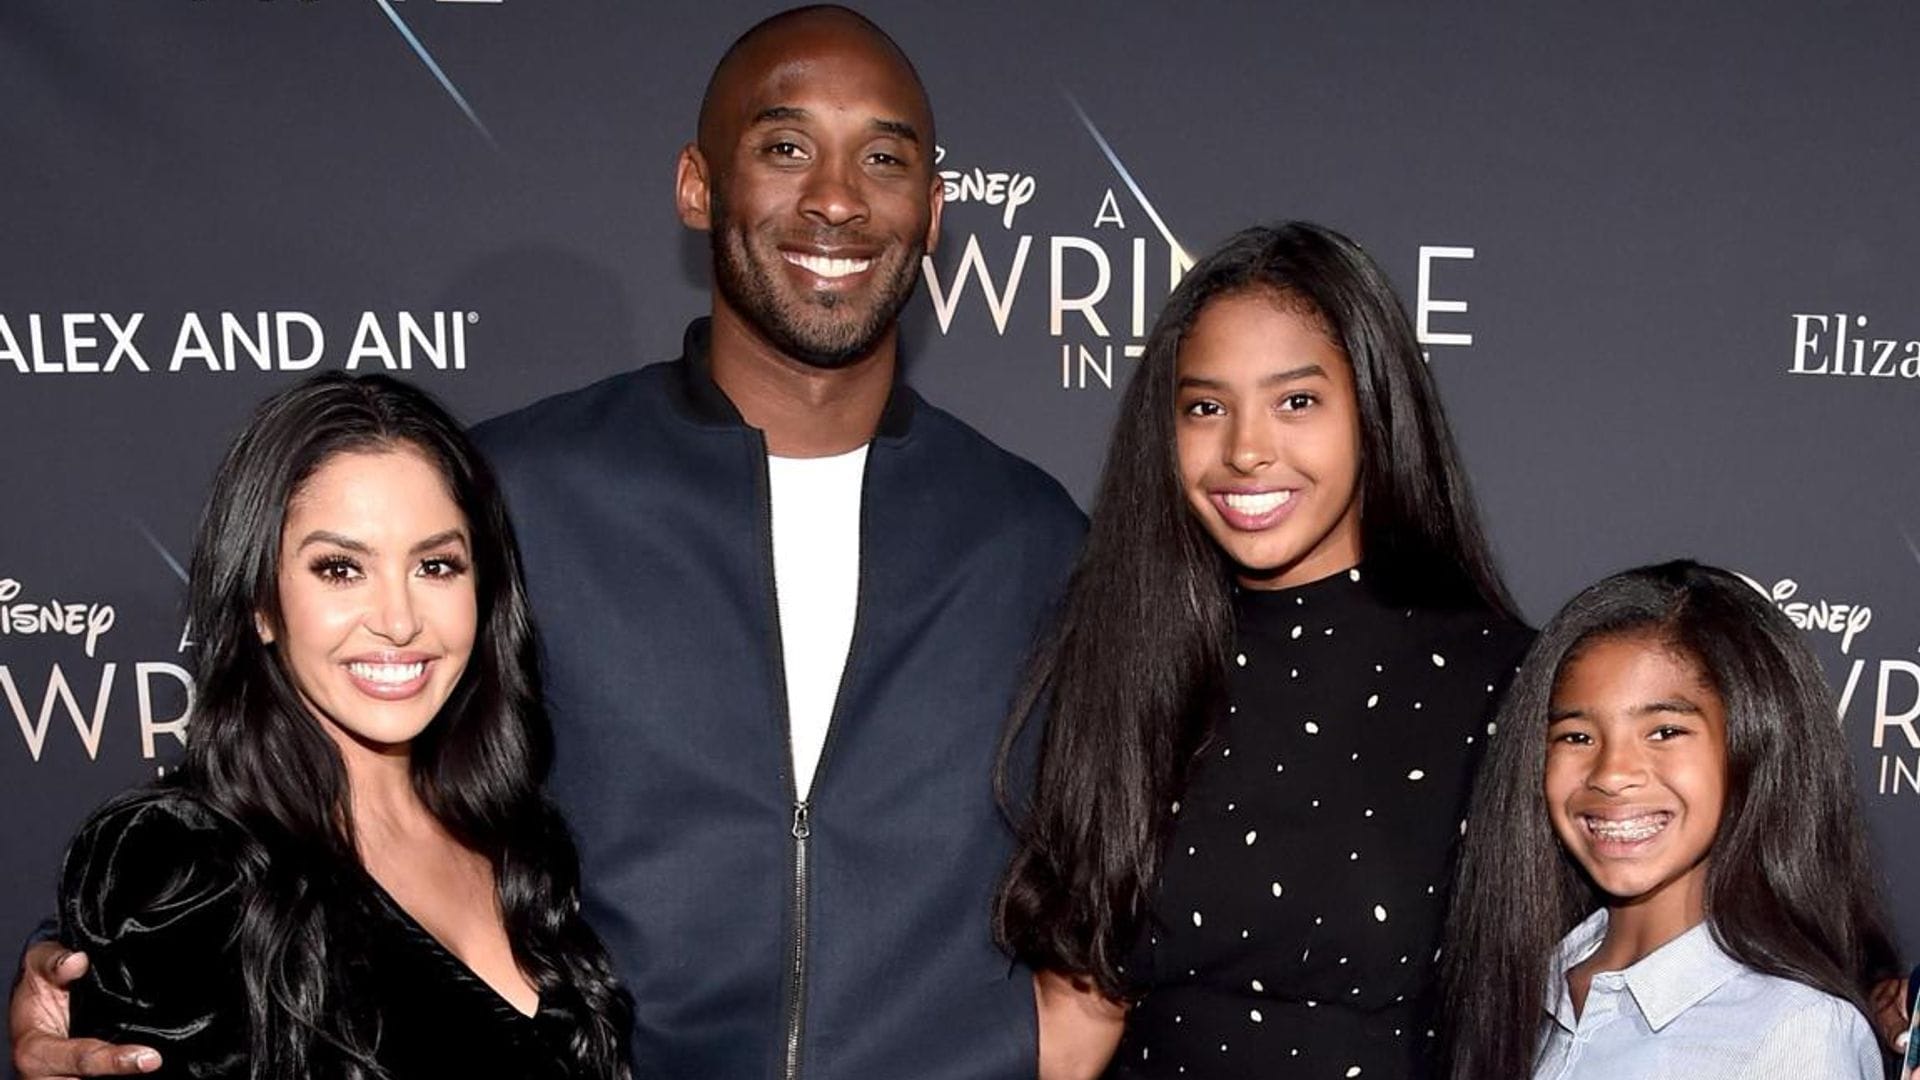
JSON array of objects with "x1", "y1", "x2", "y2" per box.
[
  {"x1": 1547, "y1": 697, "x2": 1704, "y2": 723},
  {"x1": 749, "y1": 106, "x2": 923, "y2": 144},
  {"x1": 295, "y1": 529, "x2": 469, "y2": 556},
  {"x1": 751, "y1": 105, "x2": 811, "y2": 127},
  {"x1": 410, "y1": 529, "x2": 470, "y2": 555},
  {"x1": 1177, "y1": 363, "x2": 1328, "y2": 390},
  {"x1": 870, "y1": 118, "x2": 921, "y2": 143}
]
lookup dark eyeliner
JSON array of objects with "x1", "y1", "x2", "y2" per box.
[{"x1": 309, "y1": 554, "x2": 357, "y2": 580}]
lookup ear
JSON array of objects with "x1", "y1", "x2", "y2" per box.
[
  {"x1": 254, "y1": 612, "x2": 275, "y2": 645},
  {"x1": 923, "y1": 172, "x2": 944, "y2": 256},
  {"x1": 676, "y1": 144, "x2": 713, "y2": 231}
]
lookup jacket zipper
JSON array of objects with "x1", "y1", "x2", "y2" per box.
[
  {"x1": 762, "y1": 438, "x2": 875, "y2": 1080},
  {"x1": 785, "y1": 801, "x2": 811, "y2": 1080},
  {"x1": 752, "y1": 444, "x2": 809, "y2": 1080}
]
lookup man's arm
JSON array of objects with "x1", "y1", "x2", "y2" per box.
[{"x1": 10, "y1": 943, "x2": 159, "y2": 1078}]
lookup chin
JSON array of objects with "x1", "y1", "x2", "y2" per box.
[{"x1": 347, "y1": 721, "x2": 433, "y2": 748}]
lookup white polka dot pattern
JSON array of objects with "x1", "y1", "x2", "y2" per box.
[{"x1": 1112, "y1": 568, "x2": 1531, "y2": 1080}]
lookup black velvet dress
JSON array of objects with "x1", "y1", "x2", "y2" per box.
[
  {"x1": 1110, "y1": 567, "x2": 1530, "y2": 1080},
  {"x1": 59, "y1": 789, "x2": 598, "y2": 1080}
]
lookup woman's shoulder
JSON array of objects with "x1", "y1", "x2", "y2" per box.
[
  {"x1": 67, "y1": 786, "x2": 241, "y2": 861},
  {"x1": 61, "y1": 786, "x2": 248, "y2": 947},
  {"x1": 61, "y1": 788, "x2": 258, "y2": 1071}
]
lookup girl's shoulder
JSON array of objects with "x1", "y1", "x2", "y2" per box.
[
  {"x1": 1736, "y1": 971, "x2": 1883, "y2": 1075},
  {"x1": 1677, "y1": 961, "x2": 1884, "y2": 1076},
  {"x1": 1733, "y1": 967, "x2": 1876, "y2": 1031},
  {"x1": 1395, "y1": 597, "x2": 1533, "y2": 673}
]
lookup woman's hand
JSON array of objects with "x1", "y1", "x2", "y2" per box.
[
  {"x1": 1035, "y1": 969, "x2": 1126, "y2": 1080},
  {"x1": 9, "y1": 943, "x2": 159, "y2": 1078}
]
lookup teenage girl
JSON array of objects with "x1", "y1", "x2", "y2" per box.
[{"x1": 996, "y1": 221, "x2": 1530, "y2": 1079}]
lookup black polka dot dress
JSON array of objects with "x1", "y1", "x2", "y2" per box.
[{"x1": 1110, "y1": 566, "x2": 1530, "y2": 1080}]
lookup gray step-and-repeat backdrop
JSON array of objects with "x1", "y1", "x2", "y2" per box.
[{"x1": 4, "y1": 1, "x2": 1916, "y2": 1061}]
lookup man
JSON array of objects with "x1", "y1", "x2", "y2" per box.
[{"x1": 10, "y1": 7, "x2": 1083, "y2": 1079}]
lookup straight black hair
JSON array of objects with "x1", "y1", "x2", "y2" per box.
[
  {"x1": 995, "y1": 221, "x2": 1517, "y2": 996},
  {"x1": 177, "y1": 373, "x2": 630, "y2": 1079},
  {"x1": 1442, "y1": 560, "x2": 1899, "y2": 1078}
]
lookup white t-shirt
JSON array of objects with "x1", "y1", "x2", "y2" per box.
[{"x1": 766, "y1": 446, "x2": 867, "y2": 800}]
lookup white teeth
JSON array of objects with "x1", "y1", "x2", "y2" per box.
[
  {"x1": 1222, "y1": 490, "x2": 1294, "y2": 515},
  {"x1": 785, "y1": 252, "x2": 872, "y2": 278},
  {"x1": 1585, "y1": 813, "x2": 1670, "y2": 843},
  {"x1": 348, "y1": 661, "x2": 425, "y2": 685}
]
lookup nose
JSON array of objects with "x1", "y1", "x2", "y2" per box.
[
  {"x1": 797, "y1": 155, "x2": 869, "y2": 229},
  {"x1": 1586, "y1": 736, "x2": 1648, "y2": 796},
  {"x1": 367, "y1": 575, "x2": 421, "y2": 644},
  {"x1": 1226, "y1": 414, "x2": 1275, "y2": 474}
]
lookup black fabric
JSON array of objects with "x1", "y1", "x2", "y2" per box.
[
  {"x1": 470, "y1": 321, "x2": 1086, "y2": 1080},
  {"x1": 1112, "y1": 567, "x2": 1530, "y2": 1080},
  {"x1": 60, "y1": 790, "x2": 583, "y2": 1080}
]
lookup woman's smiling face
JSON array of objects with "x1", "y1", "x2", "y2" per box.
[{"x1": 267, "y1": 445, "x2": 477, "y2": 759}]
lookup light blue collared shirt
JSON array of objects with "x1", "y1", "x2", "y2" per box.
[{"x1": 1533, "y1": 909, "x2": 1882, "y2": 1080}]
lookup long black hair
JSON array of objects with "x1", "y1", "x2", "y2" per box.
[
  {"x1": 994, "y1": 221, "x2": 1517, "y2": 997},
  {"x1": 1441, "y1": 560, "x2": 1899, "y2": 1078},
  {"x1": 178, "y1": 372, "x2": 630, "y2": 1078}
]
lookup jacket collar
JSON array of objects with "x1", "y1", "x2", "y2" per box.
[{"x1": 668, "y1": 317, "x2": 918, "y2": 441}]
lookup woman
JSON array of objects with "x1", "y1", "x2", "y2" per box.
[
  {"x1": 996, "y1": 221, "x2": 1529, "y2": 1079},
  {"x1": 1442, "y1": 561, "x2": 1900, "y2": 1079},
  {"x1": 57, "y1": 374, "x2": 631, "y2": 1079}
]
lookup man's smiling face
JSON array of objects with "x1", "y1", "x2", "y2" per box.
[{"x1": 689, "y1": 17, "x2": 942, "y2": 370}]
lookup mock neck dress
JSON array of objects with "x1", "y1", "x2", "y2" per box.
[{"x1": 1111, "y1": 566, "x2": 1530, "y2": 1080}]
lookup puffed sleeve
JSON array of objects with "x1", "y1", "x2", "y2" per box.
[
  {"x1": 1747, "y1": 992, "x2": 1886, "y2": 1080},
  {"x1": 58, "y1": 790, "x2": 251, "y2": 1079}
]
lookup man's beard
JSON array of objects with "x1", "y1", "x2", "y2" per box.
[{"x1": 709, "y1": 195, "x2": 925, "y2": 370}]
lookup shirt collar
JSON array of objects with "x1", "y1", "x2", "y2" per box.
[
  {"x1": 1545, "y1": 909, "x2": 1608, "y2": 1032},
  {"x1": 1545, "y1": 909, "x2": 1748, "y2": 1033}
]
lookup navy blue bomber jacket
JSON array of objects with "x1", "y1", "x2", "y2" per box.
[{"x1": 472, "y1": 320, "x2": 1085, "y2": 1080}]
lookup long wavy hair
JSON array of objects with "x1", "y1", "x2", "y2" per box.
[
  {"x1": 994, "y1": 221, "x2": 1517, "y2": 997},
  {"x1": 1441, "y1": 560, "x2": 1899, "y2": 1078},
  {"x1": 177, "y1": 373, "x2": 630, "y2": 1078}
]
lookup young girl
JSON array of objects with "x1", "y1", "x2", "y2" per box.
[
  {"x1": 1444, "y1": 560, "x2": 1900, "y2": 1078},
  {"x1": 996, "y1": 221, "x2": 1530, "y2": 1079}
]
